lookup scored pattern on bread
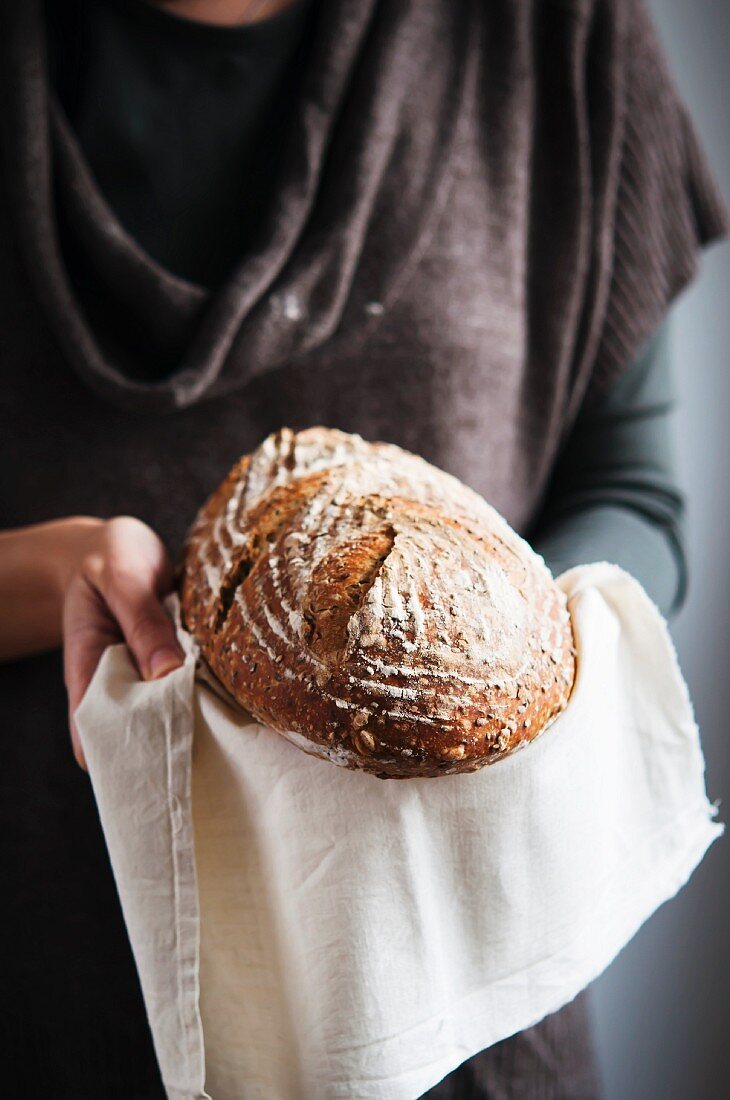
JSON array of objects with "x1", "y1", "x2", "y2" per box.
[{"x1": 180, "y1": 427, "x2": 575, "y2": 779}]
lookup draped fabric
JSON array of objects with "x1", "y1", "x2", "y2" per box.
[{"x1": 3, "y1": 1, "x2": 726, "y2": 418}]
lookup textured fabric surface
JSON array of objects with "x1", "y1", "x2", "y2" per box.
[
  {"x1": 3, "y1": 1, "x2": 728, "y2": 425},
  {"x1": 2, "y1": 0, "x2": 727, "y2": 529},
  {"x1": 74, "y1": 567, "x2": 721, "y2": 1099}
]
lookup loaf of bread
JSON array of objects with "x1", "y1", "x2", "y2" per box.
[{"x1": 180, "y1": 427, "x2": 575, "y2": 779}]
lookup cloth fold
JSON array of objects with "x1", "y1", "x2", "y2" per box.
[
  {"x1": 76, "y1": 564, "x2": 722, "y2": 1100},
  {"x1": 2, "y1": 1, "x2": 726, "y2": 417}
]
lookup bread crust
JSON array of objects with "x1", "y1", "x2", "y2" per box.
[{"x1": 180, "y1": 427, "x2": 575, "y2": 778}]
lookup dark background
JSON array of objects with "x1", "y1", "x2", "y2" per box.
[{"x1": 591, "y1": 3, "x2": 730, "y2": 1097}]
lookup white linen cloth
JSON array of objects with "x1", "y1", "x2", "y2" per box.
[{"x1": 75, "y1": 563, "x2": 723, "y2": 1100}]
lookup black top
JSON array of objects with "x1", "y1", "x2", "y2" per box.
[
  {"x1": 46, "y1": 0, "x2": 685, "y2": 612},
  {"x1": 47, "y1": 0, "x2": 317, "y2": 286}
]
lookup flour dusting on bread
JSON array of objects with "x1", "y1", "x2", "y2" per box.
[{"x1": 180, "y1": 427, "x2": 575, "y2": 778}]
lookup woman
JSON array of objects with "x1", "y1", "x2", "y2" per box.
[{"x1": 0, "y1": 0, "x2": 726, "y2": 1096}]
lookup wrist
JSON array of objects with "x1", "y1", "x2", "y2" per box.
[{"x1": 0, "y1": 516, "x2": 105, "y2": 662}]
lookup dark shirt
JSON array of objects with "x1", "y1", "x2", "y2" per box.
[{"x1": 46, "y1": 0, "x2": 686, "y2": 614}]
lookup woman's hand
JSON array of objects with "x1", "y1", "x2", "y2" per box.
[
  {"x1": 0, "y1": 515, "x2": 184, "y2": 767},
  {"x1": 63, "y1": 517, "x2": 184, "y2": 769}
]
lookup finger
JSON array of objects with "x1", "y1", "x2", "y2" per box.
[
  {"x1": 97, "y1": 573, "x2": 184, "y2": 681},
  {"x1": 88, "y1": 525, "x2": 184, "y2": 681},
  {"x1": 118, "y1": 589, "x2": 184, "y2": 681}
]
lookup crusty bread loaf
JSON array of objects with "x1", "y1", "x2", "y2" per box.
[{"x1": 180, "y1": 427, "x2": 575, "y2": 779}]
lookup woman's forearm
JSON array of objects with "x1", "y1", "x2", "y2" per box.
[
  {"x1": 531, "y1": 319, "x2": 686, "y2": 619},
  {"x1": 533, "y1": 504, "x2": 684, "y2": 617},
  {"x1": 0, "y1": 517, "x2": 104, "y2": 662}
]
